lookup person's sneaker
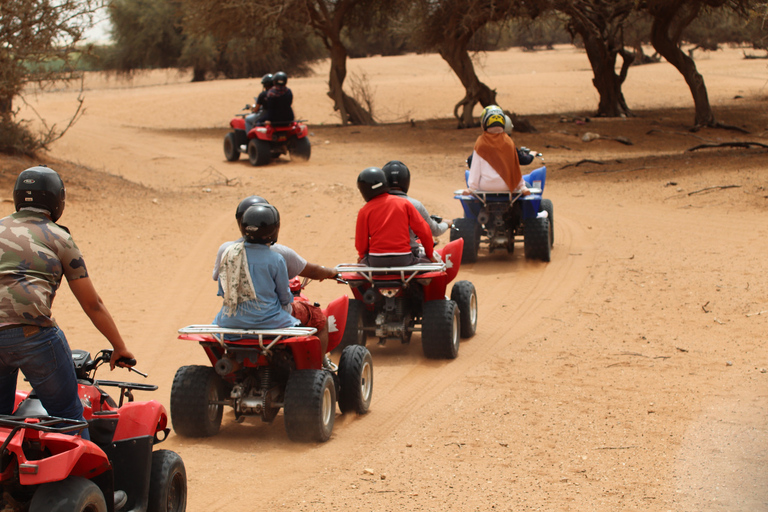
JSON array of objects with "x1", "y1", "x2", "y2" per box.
[
  {"x1": 322, "y1": 355, "x2": 338, "y2": 371},
  {"x1": 114, "y1": 490, "x2": 127, "y2": 510}
]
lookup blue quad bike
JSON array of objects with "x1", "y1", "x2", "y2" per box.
[{"x1": 450, "y1": 151, "x2": 554, "y2": 263}]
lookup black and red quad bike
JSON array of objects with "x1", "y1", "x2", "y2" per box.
[
  {"x1": 335, "y1": 238, "x2": 478, "y2": 360},
  {"x1": 171, "y1": 282, "x2": 373, "y2": 443},
  {"x1": 1, "y1": 350, "x2": 186, "y2": 512},
  {"x1": 223, "y1": 110, "x2": 311, "y2": 166}
]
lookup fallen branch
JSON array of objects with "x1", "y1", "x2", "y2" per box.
[
  {"x1": 646, "y1": 129, "x2": 714, "y2": 143},
  {"x1": 746, "y1": 310, "x2": 767, "y2": 317},
  {"x1": 583, "y1": 167, "x2": 650, "y2": 174},
  {"x1": 687, "y1": 185, "x2": 741, "y2": 196},
  {"x1": 562, "y1": 159, "x2": 605, "y2": 169},
  {"x1": 687, "y1": 141, "x2": 767, "y2": 152}
]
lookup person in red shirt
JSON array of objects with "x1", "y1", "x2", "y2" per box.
[{"x1": 355, "y1": 167, "x2": 435, "y2": 267}]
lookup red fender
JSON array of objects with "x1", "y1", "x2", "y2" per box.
[
  {"x1": 0, "y1": 426, "x2": 110, "y2": 485},
  {"x1": 438, "y1": 238, "x2": 463, "y2": 284},
  {"x1": 112, "y1": 400, "x2": 168, "y2": 441},
  {"x1": 230, "y1": 118, "x2": 245, "y2": 130},
  {"x1": 323, "y1": 295, "x2": 349, "y2": 353}
]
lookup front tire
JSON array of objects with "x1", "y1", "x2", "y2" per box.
[
  {"x1": 147, "y1": 450, "x2": 187, "y2": 512},
  {"x1": 284, "y1": 370, "x2": 336, "y2": 442},
  {"x1": 248, "y1": 138, "x2": 272, "y2": 166},
  {"x1": 421, "y1": 300, "x2": 460, "y2": 359},
  {"x1": 29, "y1": 477, "x2": 107, "y2": 512},
  {"x1": 170, "y1": 365, "x2": 225, "y2": 437},
  {"x1": 450, "y1": 218, "x2": 480, "y2": 263},
  {"x1": 291, "y1": 136, "x2": 311, "y2": 161},
  {"x1": 223, "y1": 132, "x2": 240, "y2": 161},
  {"x1": 451, "y1": 280, "x2": 478, "y2": 338},
  {"x1": 338, "y1": 345, "x2": 373, "y2": 415}
]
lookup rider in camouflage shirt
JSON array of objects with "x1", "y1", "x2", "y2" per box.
[{"x1": 0, "y1": 210, "x2": 88, "y2": 327}]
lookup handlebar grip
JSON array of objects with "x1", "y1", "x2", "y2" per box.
[{"x1": 117, "y1": 357, "x2": 136, "y2": 367}]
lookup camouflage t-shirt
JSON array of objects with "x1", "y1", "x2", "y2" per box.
[{"x1": 0, "y1": 210, "x2": 88, "y2": 327}]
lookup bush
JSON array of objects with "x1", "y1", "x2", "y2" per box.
[{"x1": 0, "y1": 117, "x2": 40, "y2": 157}]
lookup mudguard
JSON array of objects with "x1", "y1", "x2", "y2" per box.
[
  {"x1": 0, "y1": 427, "x2": 111, "y2": 485},
  {"x1": 323, "y1": 295, "x2": 349, "y2": 353},
  {"x1": 112, "y1": 400, "x2": 168, "y2": 441},
  {"x1": 230, "y1": 117, "x2": 246, "y2": 131}
]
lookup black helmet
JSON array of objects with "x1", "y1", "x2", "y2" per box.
[
  {"x1": 273, "y1": 71, "x2": 288, "y2": 86},
  {"x1": 13, "y1": 166, "x2": 66, "y2": 222},
  {"x1": 381, "y1": 160, "x2": 411, "y2": 194},
  {"x1": 261, "y1": 73, "x2": 274, "y2": 88},
  {"x1": 240, "y1": 204, "x2": 280, "y2": 244},
  {"x1": 357, "y1": 167, "x2": 389, "y2": 202},
  {"x1": 235, "y1": 195, "x2": 269, "y2": 228}
]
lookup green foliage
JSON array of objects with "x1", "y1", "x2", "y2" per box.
[{"x1": 104, "y1": 0, "x2": 185, "y2": 73}]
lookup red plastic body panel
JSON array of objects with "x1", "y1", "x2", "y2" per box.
[
  {"x1": 112, "y1": 400, "x2": 168, "y2": 441},
  {"x1": 323, "y1": 295, "x2": 349, "y2": 353},
  {"x1": 0, "y1": 426, "x2": 110, "y2": 486}
]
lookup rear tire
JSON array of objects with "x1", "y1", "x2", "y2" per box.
[
  {"x1": 421, "y1": 300, "x2": 460, "y2": 359},
  {"x1": 450, "y1": 218, "x2": 480, "y2": 263},
  {"x1": 338, "y1": 345, "x2": 373, "y2": 415},
  {"x1": 291, "y1": 136, "x2": 311, "y2": 161},
  {"x1": 29, "y1": 477, "x2": 106, "y2": 512},
  {"x1": 223, "y1": 132, "x2": 240, "y2": 161},
  {"x1": 170, "y1": 365, "x2": 225, "y2": 437},
  {"x1": 248, "y1": 138, "x2": 272, "y2": 166},
  {"x1": 540, "y1": 198, "x2": 554, "y2": 247},
  {"x1": 336, "y1": 299, "x2": 367, "y2": 352},
  {"x1": 523, "y1": 217, "x2": 551, "y2": 262},
  {"x1": 284, "y1": 370, "x2": 336, "y2": 442},
  {"x1": 147, "y1": 450, "x2": 187, "y2": 512},
  {"x1": 451, "y1": 280, "x2": 478, "y2": 338}
]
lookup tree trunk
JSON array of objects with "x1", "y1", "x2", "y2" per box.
[
  {"x1": 438, "y1": 39, "x2": 496, "y2": 128},
  {"x1": 580, "y1": 28, "x2": 633, "y2": 117},
  {"x1": 325, "y1": 37, "x2": 374, "y2": 125},
  {"x1": 650, "y1": 4, "x2": 715, "y2": 128}
]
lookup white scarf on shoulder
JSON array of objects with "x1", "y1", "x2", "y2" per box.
[{"x1": 219, "y1": 242, "x2": 257, "y2": 317}]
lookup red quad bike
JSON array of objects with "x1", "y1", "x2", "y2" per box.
[
  {"x1": 170, "y1": 280, "x2": 373, "y2": 443},
  {"x1": 0, "y1": 350, "x2": 187, "y2": 512},
  {"x1": 223, "y1": 107, "x2": 311, "y2": 166},
  {"x1": 336, "y1": 238, "x2": 478, "y2": 359}
]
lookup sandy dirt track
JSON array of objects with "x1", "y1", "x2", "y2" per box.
[{"x1": 5, "y1": 46, "x2": 768, "y2": 511}]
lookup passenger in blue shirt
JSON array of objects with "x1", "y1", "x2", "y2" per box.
[{"x1": 214, "y1": 204, "x2": 297, "y2": 330}]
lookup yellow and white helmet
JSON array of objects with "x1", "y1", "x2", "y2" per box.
[{"x1": 480, "y1": 105, "x2": 506, "y2": 131}]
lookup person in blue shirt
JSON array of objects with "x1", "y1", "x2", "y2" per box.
[{"x1": 213, "y1": 203, "x2": 332, "y2": 365}]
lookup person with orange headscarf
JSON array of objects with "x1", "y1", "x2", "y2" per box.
[{"x1": 463, "y1": 105, "x2": 533, "y2": 195}]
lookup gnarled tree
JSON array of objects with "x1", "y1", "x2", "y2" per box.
[
  {"x1": 413, "y1": 0, "x2": 543, "y2": 128},
  {"x1": 555, "y1": 0, "x2": 636, "y2": 117},
  {"x1": 644, "y1": 0, "x2": 752, "y2": 129}
]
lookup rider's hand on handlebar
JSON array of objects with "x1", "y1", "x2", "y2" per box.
[{"x1": 110, "y1": 347, "x2": 136, "y2": 371}]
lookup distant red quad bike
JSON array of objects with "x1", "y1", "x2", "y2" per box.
[
  {"x1": 1, "y1": 349, "x2": 186, "y2": 512},
  {"x1": 336, "y1": 238, "x2": 478, "y2": 360},
  {"x1": 223, "y1": 115, "x2": 311, "y2": 166},
  {"x1": 171, "y1": 288, "x2": 373, "y2": 443}
]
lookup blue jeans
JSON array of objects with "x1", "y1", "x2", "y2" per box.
[{"x1": 0, "y1": 325, "x2": 89, "y2": 440}]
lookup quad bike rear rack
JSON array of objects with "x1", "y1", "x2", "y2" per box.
[
  {"x1": 178, "y1": 325, "x2": 317, "y2": 353},
  {"x1": 335, "y1": 262, "x2": 446, "y2": 285}
]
